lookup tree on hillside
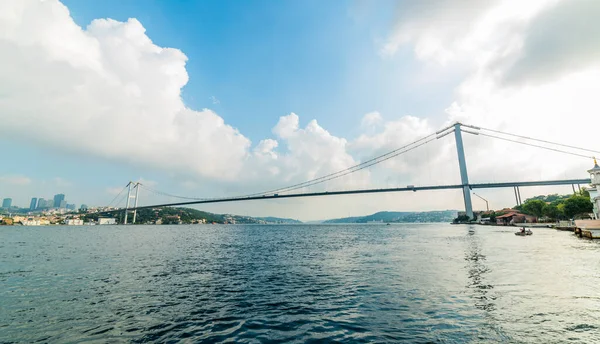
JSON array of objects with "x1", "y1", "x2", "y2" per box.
[
  {"x1": 521, "y1": 199, "x2": 546, "y2": 218},
  {"x1": 542, "y1": 203, "x2": 562, "y2": 221},
  {"x1": 453, "y1": 214, "x2": 471, "y2": 223},
  {"x1": 578, "y1": 189, "x2": 590, "y2": 198},
  {"x1": 563, "y1": 195, "x2": 593, "y2": 219},
  {"x1": 545, "y1": 194, "x2": 568, "y2": 203}
]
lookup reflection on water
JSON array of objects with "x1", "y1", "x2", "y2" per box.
[
  {"x1": 1, "y1": 224, "x2": 599, "y2": 343},
  {"x1": 465, "y1": 227, "x2": 496, "y2": 313}
]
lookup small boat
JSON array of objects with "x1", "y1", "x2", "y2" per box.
[{"x1": 515, "y1": 228, "x2": 533, "y2": 236}]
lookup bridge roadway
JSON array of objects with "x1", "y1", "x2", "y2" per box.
[{"x1": 116, "y1": 178, "x2": 591, "y2": 212}]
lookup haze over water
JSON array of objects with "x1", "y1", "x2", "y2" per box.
[{"x1": 1, "y1": 224, "x2": 599, "y2": 343}]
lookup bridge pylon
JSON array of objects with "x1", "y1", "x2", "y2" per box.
[
  {"x1": 123, "y1": 182, "x2": 141, "y2": 225},
  {"x1": 453, "y1": 123, "x2": 474, "y2": 219}
]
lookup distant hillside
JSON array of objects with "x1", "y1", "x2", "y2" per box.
[
  {"x1": 84, "y1": 207, "x2": 302, "y2": 225},
  {"x1": 323, "y1": 210, "x2": 458, "y2": 224},
  {"x1": 255, "y1": 216, "x2": 302, "y2": 224}
]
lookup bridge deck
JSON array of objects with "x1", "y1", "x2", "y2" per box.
[{"x1": 111, "y1": 178, "x2": 590, "y2": 212}]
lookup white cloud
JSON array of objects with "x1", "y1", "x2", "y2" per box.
[
  {"x1": 0, "y1": 0, "x2": 249, "y2": 181},
  {"x1": 254, "y1": 139, "x2": 278, "y2": 160},
  {"x1": 360, "y1": 111, "x2": 383, "y2": 129},
  {"x1": 381, "y1": 0, "x2": 600, "y2": 187},
  {"x1": 264, "y1": 113, "x2": 371, "y2": 191},
  {"x1": 0, "y1": 175, "x2": 32, "y2": 186}
]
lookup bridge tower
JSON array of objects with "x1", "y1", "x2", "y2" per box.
[
  {"x1": 454, "y1": 123, "x2": 474, "y2": 219},
  {"x1": 123, "y1": 182, "x2": 141, "y2": 225}
]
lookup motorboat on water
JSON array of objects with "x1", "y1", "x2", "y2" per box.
[{"x1": 515, "y1": 228, "x2": 533, "y2": 236}]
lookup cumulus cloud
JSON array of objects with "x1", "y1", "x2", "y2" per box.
[
  {"x1": 0, "y1": 175, "x2": 32, "y2": 186},
  {"x1": 360, "y1": 111, "x2": 383, "y2": 128},
  {"x1": 0, "y1": 0, "x2": 419, "y2": 198},
  {"x1": 0, "y1": 0, "x2": 249, "y2": 180},
  {"x1": 0, "y1": 0, "x2": 391, "y2": 194},
  {"x1": 501, "y1": 0, "x2": 600, "y2": 85},
  {"x1": 382, "y1": 0, "x2": 600, "y2": 188},
  {"x1": 268, "y1": 113, "x2": 370, "y2": 190}
]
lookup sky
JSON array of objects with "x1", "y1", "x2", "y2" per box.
[{"x1": 1, "y1": 0, "x2": 599, "y2": 221}]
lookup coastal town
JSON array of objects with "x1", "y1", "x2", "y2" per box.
[
  {"x1": 0, "y1": 194, "x2": 299, "y2": 226},
  {"x1": 451, "y1": 160, "x2": 600, "y2": 239}
]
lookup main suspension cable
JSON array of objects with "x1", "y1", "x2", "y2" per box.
[
  {"x1": 106, "y1": 184, "x2": 129, "y2": 208},
  {"x1": 238, "y1": 132, "x2": 438, "y2": 198},
  {"x1": 471, "y1": 132, "x2": 594, "y2": 159},
  {"x1": 137, "y1": 131, "x2": 439, "y2": 202},
  {"x1": 478, "y1": 126, "x2": 600, "y2": 155},
  {"x1": 270, "y1": 136, "x2": 438, "y2": 195}
]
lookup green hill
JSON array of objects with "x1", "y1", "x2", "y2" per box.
[
  {"x1": 323, "y1": 210, "x2": 458, "y2": 223},
  {"x1": 84, "y1": 207, "x2": 302, "y2": 225}
]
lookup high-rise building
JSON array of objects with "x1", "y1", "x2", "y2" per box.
[
  {"x1": 2, "y1": 198, "x2": 12, "y2": 209},
  {"x1": 53, "y1": 194, "x2": 65, "y2": 208},
  {"x1": 29, "y1": 198, "x2": 38, "y2": 210},
  {"x1": 80, "y1": 204, "x2": 88, "y2": 211},
  {"x1": 59, "y1": 200, "x2": 67, "y2": 209},
  {"x1": 66, "y1": 203, "x2": 76, "y2": 210},
  {"x1": 37, "y1": 199, "x2": 53, "y2": 209}
]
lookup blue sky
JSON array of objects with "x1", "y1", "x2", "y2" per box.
[
  {"x1": 2, "y1": 0, "x2": 596, "y2": 220},
  {"x1": 62, "y1": 0, "x2": 455, "y2": 141}
]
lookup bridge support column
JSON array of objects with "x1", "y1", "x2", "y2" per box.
[
  {"x1": 454, "y1": 123, "x2": 474, "y2": 219},
  {"x1": 132, "y1": 183, "x2": 140, "y2": 224},
  {"x1": 124, "y1": 182, "x2": 132, "y2": 225}
]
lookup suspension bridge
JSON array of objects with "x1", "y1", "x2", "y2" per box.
[{"x1": 103, "y1": 123, "x2": 596, "y2": 223}]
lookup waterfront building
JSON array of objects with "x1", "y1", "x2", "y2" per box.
[
  {"x1": 574, "y1": 159, "x2": 600, "y2": 238},
  {"x1": 53, "y1": 194, "x2": 65, "y2": 208},
  {"x1": 98, "y1": 218, "x2": 117, "y2": 225},
  {"x1": 29, "y1": 198, "x2": 38, "y2": 210},
  {"x1": 65, "y1": 219, "x2": 84, "y2": 225},
  {"x1": 22, "y1": 218, "x2": 41, "y2": 226},
  {"x1": 2, "y1": 198, "x2": 12, "y2": 209},
  {"x1": 12, "y1": 215, "x2": 25, "y2": 223},
  {"x1": 587, "y1": 159, "x2": 600, "y2": 219}
]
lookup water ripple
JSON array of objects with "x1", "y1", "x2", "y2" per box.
[{"x1": 1, "y1": 224, "x2": 599, "y2": 343}]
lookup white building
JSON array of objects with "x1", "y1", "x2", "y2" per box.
[
  {"x1": 65, "y1": 219, "x2": 84, "y2": 225},
  {"x1": 587, "y1": 159, "x2": 600, "y2": 219},
  {"x1": 575, "y1": 159, "x2": 600, "y2": 237},
  {"x1": 98, "y1": 218, "x2": 117, "y2": 225},
  {"x1": 21, "y1": 218, "x2": 40, "y2": 226}
]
